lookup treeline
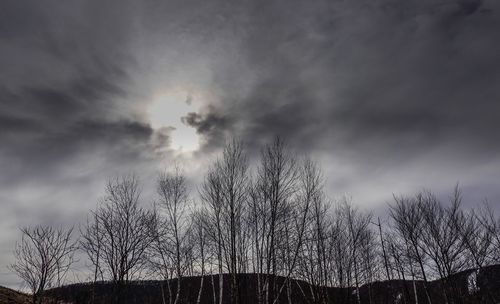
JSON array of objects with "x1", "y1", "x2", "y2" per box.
[{"x1": 9, "y1": 138, "x2": 500, "y2": 304}]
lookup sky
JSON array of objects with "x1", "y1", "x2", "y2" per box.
[{"x1": 1, "y1": 0, "x2": 500, "y2": 288}]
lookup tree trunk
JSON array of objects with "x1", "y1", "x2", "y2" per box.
[
  {"x1": 218, "y1": 272, "x2": 224, "y2": 304},
  {"x1": 287, "y1": 279, "x2": 292, "y2": 304},
  {"x1": 196, "y1": 276, "x2": 205, "y2": 304},
  {"x1": 412, "y1": 280, "x2": 419, "y2": 304},
  {"x1": 174, "y1": 277, "x2": 181, "y2": 304},
  {"x1": 167, "y1": 279, "x2": 173, "y2": 304},
  {"x1": 160, "y1": 281, "x2": 167, "y2": 304},
  {"x1": 354, "y1": 260, "x2": 361, "y2": 304},
  {"x1": 211, "y1": 274, "x2": 217, "y2": 304}
]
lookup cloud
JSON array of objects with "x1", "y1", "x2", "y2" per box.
[
  {"x1": 172, "y1": 0, "x2": 500, "y2": 216},
  {"x1": 0, "y1": 0, "x2": 171, "y2": 184},
  {"x1": 181, "y1": 106, "x2": 233, "y2": 151},
  {"x1": 181, "y1": 0, "x2": 499, "y2": 161}
]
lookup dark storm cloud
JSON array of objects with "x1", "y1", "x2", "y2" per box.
[
  {"x1": 0, "y1": 72, "x2": 156, "y2": 184},
  {"x1": 186, "y1": 0, "x2": 500, "y2": 162},
  {"x1": 3, "y1": 0, "x2": 498, "y2": 163},
  {"x1": 182, "y1": 107, "x2": 233, "y2": 151},
  {"x1": 0, "y1": 0, "x2": 169, "y2": 186}
]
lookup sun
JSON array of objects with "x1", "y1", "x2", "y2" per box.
[{"x1": 148, "y1": 88, "x2": 199, "y2": 152}]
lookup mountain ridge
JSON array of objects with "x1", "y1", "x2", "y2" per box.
[{"x1": 3, "y1": 265, "x2": 500, "y2": 304}]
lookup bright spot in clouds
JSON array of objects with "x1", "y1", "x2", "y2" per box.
[{"x1": 148, "y1": 88, "x2": 199, "y2": 152}]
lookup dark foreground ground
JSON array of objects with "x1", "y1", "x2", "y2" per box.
[
  {"x1": 4, "y1": 265, "x2": 500, "y2": 304},
  {"x1": 0, "y1": 286, "x2": 30, "y2": 304}
]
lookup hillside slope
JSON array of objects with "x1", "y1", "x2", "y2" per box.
[
  {"x1": 43, "y1": 265, "x2": 500, "y2": 304},
  {"x1": 0, "y1": 286, "x2": 30, "y2": 304},
  {"x1": 4, "y1": 265, "x2": 500, "y2": 304}
]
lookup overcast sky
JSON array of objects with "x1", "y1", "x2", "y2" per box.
[{"x1": 1, "y1": 0, "x2": 500, "y2": 288}]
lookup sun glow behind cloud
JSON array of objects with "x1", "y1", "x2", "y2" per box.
[{"x1": 148, "y1": 88, "x2": 200, "y2": 152}]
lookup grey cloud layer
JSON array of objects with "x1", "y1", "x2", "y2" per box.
[
  {"x1": 184, "y1": 0, "x2": 500, "y2": 161},
  {"x1": 0, "y1": 0, "x2": 164, "y2": 185},
  {"x1": 178, "y1": 0, "x2": 500, "y2": 219}
]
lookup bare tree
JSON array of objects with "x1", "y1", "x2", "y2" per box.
[
  {"x1": 386, "y1": 232, "x2": 413, "y2": 303},
  {"x1": 419, "y1": 188, "x2": 468, "y2": 304},
  {"x1": 146, "y1": 209, "x2": 174, "y2": 304},
  {"x1": 359, "y1": 225, "x2": 379, "y2": 304},
  {"x1": 250, "y1": 137, "x2": 299, "y2": 304},
  {"x1": 295, "y1": 160, "x2": 328, "y2": 304},
  {"x1": 275, "y1": 158, "x2": 319, "y2": 304},
  {"x1": 454, "y1": 207, "x2": 491, "y2": 271},
  {"x1": 476, "y1": 203, "x2": 500, "y2": 265},
  {"x1": 343, "y1": 199, "x2": 372, "y2": 304},
  {"x1": 376, "y1": 217, "x2": 392, "y2": 282},
  {"x1": 390, "y1": 194, "x2": 432, "y2": 304},
  {"x1": 200, "y1": 139, "x2": 249, "y2": 304},
  {"x1": 11, "y1": 225, "x2": 76, "y2": 304},
  {"x1": 454, "y1": 206, "x2": 497, "y2": 303},
  {"x1": 200, "y1": 164, "x2": 225, "y2": 304},
  {"x1": 80, "y1": 212, "x2": 105, "y2": 303},
  {"x1": 153, "y1": 167, "x2": 192, "y2": 304},
  {"x1": 328, "y1": 206, "x2": 351, "y2": 291},
  {"x1": 191, "y1": 210, "x2": 210, "y2": 304},
  {"x1": 80, "y1": 175, "x2": 153, "y2": 303}
]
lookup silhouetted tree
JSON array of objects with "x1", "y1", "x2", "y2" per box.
[
  {"x1": 250, "y1": 137, "x2": 299, "y2": 304},
  {"x1": 80, "y1": 175, "x2": 153, "y2": 303},
  {"x1": 390, "y1": 194, "x2": 433, "y2": 304},
  {"x1": 11, "y1": 225, "x2": 76, "y2": 304},
  {"x1": 419, "y1": 189, "x2": 468, "y2": 304},
  {"x1": 201, "y1": 139, "x2": 249, "y2": 304},
  {"x1": 152, "y1": 167, "x2": 192, "y2": 304}
]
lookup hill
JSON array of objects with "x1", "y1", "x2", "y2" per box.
[
  {"x1": 0, "y1": 286, "x2": 30, "y2": 304},
  {"x1": 4, "y1": 265, "x2": 500, "y2": 304}
]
